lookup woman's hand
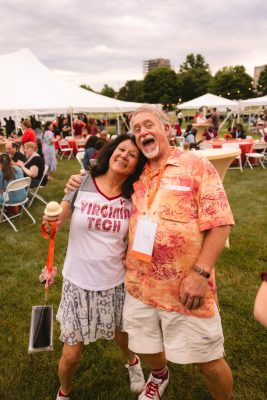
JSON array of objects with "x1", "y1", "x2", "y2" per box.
[
  {"x1": 42, "y1": 215, "x2": 62, "y2": 234},
  {"x1": 17, "y1": 160, "x2": 24, "y2": 168}
]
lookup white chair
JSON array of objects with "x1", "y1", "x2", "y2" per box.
[
  {"x1": 222, "y1": 143, "x2": 243, "y2": 172},
  {"x1": 258, "y1": 129, "x2": 265, "y2": 140},
  {"x1": 27, "y1": 165, "x2": 49, "y2": 207},
  {"x1": 199, "y1": 143, "x2": 212, "y2": 149},
  {"x1": 75, "y1": 139, "x2": 85, "y2": 152},
  {"x1": 58, "y1": 139, "x2": 74, "y2": 160},
  {"x1": 0, "y1": 177, "x2": 36, "y2": 232},
  {"x1": 76, "y1": 151, "x2": 85, "y2": 168},
  {"x1": 244, "y1": 142, "x2": 267, "y2": 169}
]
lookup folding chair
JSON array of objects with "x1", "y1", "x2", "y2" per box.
[
  {"x1": 76, "y1": 151, "x2": 85, "y2": 169},
  {"x1": 244, "y1": 142, "x2": 267, "y2": 169},
  {"x1": 27, "y1": 165, "x2": 49, "y2": 207},
  {"x1": 199, "y1": 143, "x2": 213, "y2": 149},
  {"x1": 58, "y1": 139, "x2": 74, "y2": 160},
  {"x1": 75, "y1": 139, "x2": 86, "y2": 152},
  {"x1": 0, "y1": 177, "x2": 36, "y2": 232},
  {"x1": 222, "y1": 143, "x2": 243, "y2": 172}
]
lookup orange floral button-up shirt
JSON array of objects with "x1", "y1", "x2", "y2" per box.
[{"x1": 125, "y1": 148, "x2": 234, "y2": 318}]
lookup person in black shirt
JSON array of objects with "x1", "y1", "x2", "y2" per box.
[
  {"x1": 5, "y1": 141, "x2": 26, "y2": 162},
  {"x1": 16, "y1": 141, "x2": 47, "y2": 187}
]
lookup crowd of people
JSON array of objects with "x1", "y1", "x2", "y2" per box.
[{"x1": 0, "y1": 113, "x2": 118, "y2": 209}]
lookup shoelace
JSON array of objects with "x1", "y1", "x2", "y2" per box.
[{"x1": 144, "y1": 381, "x2": 161, "y2": 399}]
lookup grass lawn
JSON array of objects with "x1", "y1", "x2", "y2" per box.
[{"x1": 0, "y1": 158, "x2": 266, "y2": 400}]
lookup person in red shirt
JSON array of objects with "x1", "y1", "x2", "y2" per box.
[{"x1": 21, "y1": 120, "x2": 37, "y2": 144}]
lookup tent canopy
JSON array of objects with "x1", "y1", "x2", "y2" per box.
[
  {"x1": 0, "y1": 48, "x2": 144, "y2": 117},
  {"x1": 177, "y1": 93, "x2": 238, "y2": 112},
  {"x1": 239, "y1": 95, "x2": 267, "y2": 108}
]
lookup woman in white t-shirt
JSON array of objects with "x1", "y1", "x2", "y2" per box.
[{"x1": 43, "y1": 134, "x2": 146, "y2": 400}]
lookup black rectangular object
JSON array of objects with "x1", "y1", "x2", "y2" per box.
[{"x1": 29, "y1": 305, "x2": 53, "y2": 352}]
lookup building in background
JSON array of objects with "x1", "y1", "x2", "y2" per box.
[
  {"x1": 143, "y1": 58, "x2": 171, "y2": 74},
  {"x1": 254, "y1": 65, "x2": 266, "y2": 87}
]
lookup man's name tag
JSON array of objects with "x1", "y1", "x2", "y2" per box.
[{"x1": 130, "y1": 218, "x2": 157, "y2": 263}]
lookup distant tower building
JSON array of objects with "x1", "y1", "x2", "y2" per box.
[
  {"x1": 254, "y1": 65, "x2": 266, "y2": 87},
  {"x1": 143, "y1": 58, "x2": 171, "y2": 74}
]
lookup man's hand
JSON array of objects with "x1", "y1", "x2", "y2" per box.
[
  {"x1": 64, "y1": 171, "x2": 85, "y2": 193},
  {"x1": 180, "y1": 271, "x2": 209, "y2": 310}
]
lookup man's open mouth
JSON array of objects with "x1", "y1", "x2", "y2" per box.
[{"x1": 141, "y1": 136, "x2": 155, "y2": 148}]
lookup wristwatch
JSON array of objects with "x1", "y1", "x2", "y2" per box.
[
  {"x1": 192, "y1": 265, "x2": 210, "y2": 279},
  {"x1": 261, "y1": 272, "x2": 267, "y2": 282}
]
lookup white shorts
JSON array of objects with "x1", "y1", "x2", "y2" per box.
[{"x1": 123, "y1": 292, "x2": 225, "y2": 364}]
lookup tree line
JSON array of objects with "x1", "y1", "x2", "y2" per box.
[{"x1": 80, "y1": 53, "x2": 267, "y2": 107}]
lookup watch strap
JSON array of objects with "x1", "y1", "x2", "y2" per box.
[{"x1": 192, "y1": 265, "x2": 211, "y2": 279}]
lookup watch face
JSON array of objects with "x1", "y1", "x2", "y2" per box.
[{"x1": 261, "y1": 272, "x2": 267, "y2": 282}]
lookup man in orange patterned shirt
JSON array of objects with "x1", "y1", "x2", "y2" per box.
[{"x1": 123, "y1": 105, "x2": 234, "y2": 400}]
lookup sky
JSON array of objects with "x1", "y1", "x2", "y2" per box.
[{"x1": 0, "y1": 0, "x2": 267, "y2": 92}]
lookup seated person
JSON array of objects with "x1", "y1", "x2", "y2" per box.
[
  {"x1": 5, "y1": 141, "x2": 26, "y2": 163},
  {"x1": 184, "y1": 127, "x2": 197, "y2": 144},
  {"x1": 231, "y1": 123, "x2": 246, "y2": 139},
  {"x1": 16, "y1": 142, "x2": 47, "y2": 188},
  {"x1": 73, "y1": 118, "x2": 86, "y2": 136},
  {"x1": 60, "y1": 118, "x2": 72, "y2": 138},
  {"x1": 99, "y1": 130, "x2": 109, "y2": 142},
  {"x1": 203, "y1": 125, "x2": 218, "y2": 140},
  {"x1": 0, "y1": 153, "x2": 26, "y2": 205},
  {"x1": 184, "y1": 128, "x2": 202, "y2": 150},
  {"x1": 82, "y1": 136, "x2": 100, "y2": 170}
]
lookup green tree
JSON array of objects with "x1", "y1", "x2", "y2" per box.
[
  {"x1": 209, "y1": 66, "x2": 254, "y2": 99},
  {"x1": 178, "y1": 54, "x2": 212, "y2": 101},
  {"x1": 80, "y1": 84, "x2": 94, "y2": 91},
  {"x1": 257, "y1": 65, "x2": 267, "y2": 95},
  {"x1": 117, "y1": 80, "x2": 144, "y2": 102},
  {"x1": 100, "y1": 84, "x2": 116, "y2": 98},
  {"x1": 179, "y1": 53, "x2": 209, "y2": 72},
  {"x1": 143, "y1": 67, "x2": 180, "y2": 105}
]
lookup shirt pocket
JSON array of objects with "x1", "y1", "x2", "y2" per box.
[{"x1": 158, "y1": 186, "x2": 192, "y2": 223}]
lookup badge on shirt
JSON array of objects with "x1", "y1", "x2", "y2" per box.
[{"x1": 129, "y1": 218, "x2": 158, "y2": 263}]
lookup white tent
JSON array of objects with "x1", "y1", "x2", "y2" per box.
[
  {"x1": 239, "y1": 95, "x2": 267, "y2": 108},
  {"x1": 177, "y1": 93, "x2": 238, "y2": 112},
  {"x1": 0, "y1": 48, "x2": 144, "y2": 117}
]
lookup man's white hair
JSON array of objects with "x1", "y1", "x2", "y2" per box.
[{"x1": 130, "y1": 104, "x2": 171, "y2": 132}]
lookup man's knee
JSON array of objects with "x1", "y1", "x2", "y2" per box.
[{"x1": 197, "y1": 358, "x2": 231, "y2": 379}]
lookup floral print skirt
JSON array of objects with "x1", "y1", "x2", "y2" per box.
[{"x1": 56, "y1": 278, "x2": 125, "y2": 345}]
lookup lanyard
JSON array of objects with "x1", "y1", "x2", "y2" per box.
[
  {"x1": 41, "y1": 222, "x2": 57, "y2": 300},
  {"x1": 145, "y1": 156, "x2": 169, "y2": 210}
]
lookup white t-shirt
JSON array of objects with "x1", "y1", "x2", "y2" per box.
[{"x1": 62, "y1": 174, "x2": 132, "y2": 290}]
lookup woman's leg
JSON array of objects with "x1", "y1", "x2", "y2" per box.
[{"x1": 58, "y1": 342, "x2": 84, "y2": 395}]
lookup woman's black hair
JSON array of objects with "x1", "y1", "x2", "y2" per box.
[
  {"x1": 0, "y1": 153, "x2": 15, "y2": 181},
  {"x1": 90, "y1": 134, "x2": 146, "y2": 199},
  {"x1": 44, "y1": 121, "x2": 53, "y2": 131},
  {"x1": 94, "y1": 139, "x2": 105, "y2": 151},
  {"x1": 84, "y1": 135, "x2": 100, "y2": 150}
]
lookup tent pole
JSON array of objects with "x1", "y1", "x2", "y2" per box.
[
  {"x1": 69, "y1": 108, "x2": 74, "y2": 136},
  {"x1": 116, "y1": 114, "x2": 121, "y2": 135}
]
